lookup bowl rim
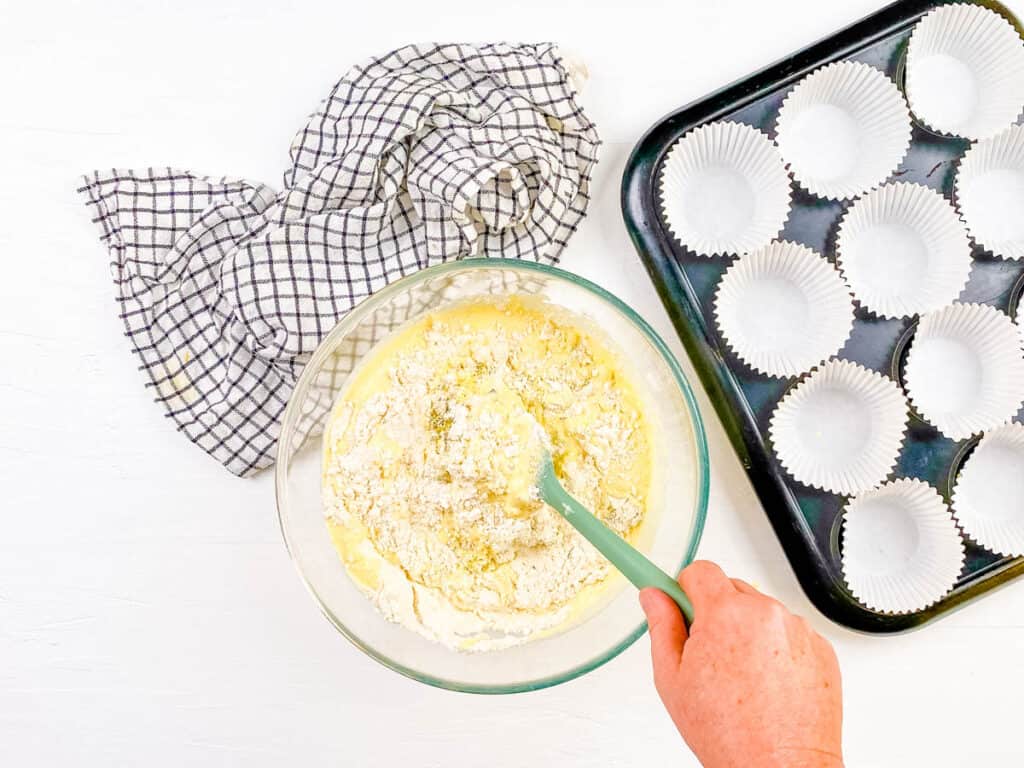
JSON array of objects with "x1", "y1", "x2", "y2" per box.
[{"x1": 275, "y1": 257, "x2": 710, "y2": 694}]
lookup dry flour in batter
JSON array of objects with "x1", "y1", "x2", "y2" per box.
[{"x1": 322, "y1": 296, "x2": 653, "y2": 651}]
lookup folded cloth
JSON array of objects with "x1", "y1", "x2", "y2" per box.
[{"x1": 79, "y1": 42, "x2": 600, "y2": 477}]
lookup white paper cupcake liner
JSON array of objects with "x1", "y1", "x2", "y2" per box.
[
  {"x1": 775, "y1": 61, "x2": 911, "y2": 200},
  {"x1": 952, "y1": 422, "x2": 1024, "y2": 556},
  {"x1": 769, "y1": 360, "x2": 909, "y2": 495},
  {"x1": 904, "y1": 303, "x2": 1024, "y2": 440},
  {"x1": 659, "y1": 121, "x2": 792, "y2": 257},
  {"x1": 713, "y1": 241, "x2": 854, "y2": 377},
  {"x1": 841, "y1": 478, "x2": 965, "y2": 614},
  {"x1": 955, "y1": 124, "x2": 1024, "y2": 260},
  {"x1": 906, "y1": 3, "x2": 1024, "y2": 140},
  {"x1": 836, "y1": 182, "x2": 972, "y2": 318}
]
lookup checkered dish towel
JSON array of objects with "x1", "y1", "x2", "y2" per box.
[{"x1": 79, "y1": 43, "x2": 600, "y2": 477}]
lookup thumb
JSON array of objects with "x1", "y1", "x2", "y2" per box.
[{"x1": 639, "y1": 587, "x2": 688, "y2": 689}]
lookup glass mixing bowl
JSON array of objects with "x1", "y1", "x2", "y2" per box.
[{"x1": 275, "y1": 258, "x2": 709, "y2": 693}]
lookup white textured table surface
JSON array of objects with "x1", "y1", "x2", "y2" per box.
[{"x1": 4, "y1": 1, "x2": 1024, "y2": 764}]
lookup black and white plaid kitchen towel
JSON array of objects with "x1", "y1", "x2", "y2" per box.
[{"x1": 78, "y1": 43, "x2": 600, "y2": 477}]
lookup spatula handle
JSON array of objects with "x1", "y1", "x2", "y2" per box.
[{"x1": 538, "y1": 470, "x2": 694, "y2": 623}]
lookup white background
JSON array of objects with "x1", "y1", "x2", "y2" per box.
[{"x1": 3, "y1": 0, "x2": 1024, "y2": 765}]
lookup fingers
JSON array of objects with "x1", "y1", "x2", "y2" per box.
[
  {"x1": 639, "y1": 587, "x2": 688, "y2": 689},
  {"x1": 730, "y1": 578, "x2": 761, "y2": 596},
  {"x1": 732, "y1": 576, "x2": 791, "y2": 619},
  {"x1": 679, "y1": 560, "x2": 737, "y2": 615}
]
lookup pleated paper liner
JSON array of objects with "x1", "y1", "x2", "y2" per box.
[
  {"x1": 769, "y1": 360, "x2": 909, "y2": 495},
  {"x1": 842, "y1": 478, "x2": 965, "y2": 614},
  {"x1": 659, "y1": 121, "x2": 791, "y2": 257},
  {"x1": 906, "y1": 3, "x2": 1024, "y2": 140},
  {"x1": 713, "y1": 241, "x2": 854, "y2": 378},
  {"x1": 952, "y1": 423, "x2": 1024, "y2": 556},
  {"x1": 836, "y1": 182, "x2": 971, "y2": 318},
  {"x1": 904, "y1": 302, "x2": 1024, "y2": 440},
  {"x1": 955, "y1": 124, "x2": 1024, "y2": 260},
  {"x1": 775, "y1": 60, "x2": 911, "y2": 200}
]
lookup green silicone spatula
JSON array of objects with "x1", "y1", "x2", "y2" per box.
[{"x1": 536, "y1": 451, "x2": 694, "y2": 623}]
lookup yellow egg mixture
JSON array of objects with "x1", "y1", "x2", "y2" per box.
[{"x1": 321, "y1": 296, "x2": 653, "y2": 651}]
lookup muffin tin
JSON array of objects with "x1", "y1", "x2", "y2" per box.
[{"x1": 622, "y1": 0, "x2": 1024, "y2": 632}]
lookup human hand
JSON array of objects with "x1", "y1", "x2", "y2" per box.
[{"x1": 639, "y1": 561, "x2": 843, "y2": 768}]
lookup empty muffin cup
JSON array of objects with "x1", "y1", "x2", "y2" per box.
[
  {"x1": 836, "y1": 182, "x2": 972, "y2": 318},
  {"x1": 659, "y1": 121, "x2": 792, "y2": 257},
  {"x1": 955, "y1": 124, "x2": 1024, "y2": 260},
  {"x1": 904, "y1": 303, "x2": 1024, "y2": 440},
  {"x1": 906, "y1": 3, "x2": 1024, "y2": 140},
  {"x1": 769, "y1": 360, "x2": 909, "y2": 495},
  {"x1": 775, "y1": 61, "x2": 911, "y2": 199},
  {"x1": 841, "y1": 478, "x2": 965, "y2": 614},
  {"x1": 952, "y1": 422, "x2": 1024, "y2": 556},
  {"x1": 714, "y1": 241, "x2": 854, "y2": 377}
]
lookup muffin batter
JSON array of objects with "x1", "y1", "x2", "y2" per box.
[{"x1": 321, "y1": 297, "x2": 653, "y2": 651}]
